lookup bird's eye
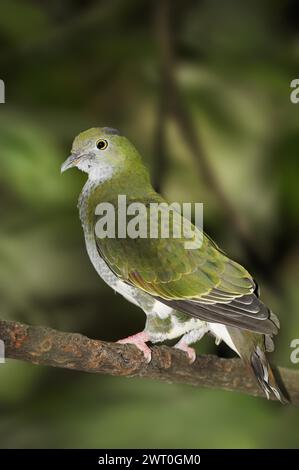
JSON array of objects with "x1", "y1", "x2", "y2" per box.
[{"x1": 96, "y1": 139, "x2": 108, "y2": 150}]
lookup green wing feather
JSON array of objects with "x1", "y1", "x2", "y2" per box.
[{"x1": 94, "y1": 194, "x2": 277, "y2": 335}]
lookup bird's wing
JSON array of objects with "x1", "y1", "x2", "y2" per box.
[{"x1": 94, "y1": 195, "x2": 277, "y2": 335}]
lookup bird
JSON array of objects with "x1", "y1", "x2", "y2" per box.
[{"x1": 61, "y1": 126, "x2": 287, "y2": 403}]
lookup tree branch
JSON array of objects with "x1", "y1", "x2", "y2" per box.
[{"x1": 0, "y1": 320, "x2": 298, "y2": 405}]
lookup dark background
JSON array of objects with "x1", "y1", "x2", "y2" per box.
[{"x1": 0, "y1": 0, "x2": 298, "y2": 448}]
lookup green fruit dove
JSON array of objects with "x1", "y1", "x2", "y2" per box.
[{"x1": 61, "y1": 127, "x2": 287, "y2": 403}]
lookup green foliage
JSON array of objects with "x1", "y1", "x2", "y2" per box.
[{"x1": 0, "y1": 0, "x2": 298, "y2": 449}]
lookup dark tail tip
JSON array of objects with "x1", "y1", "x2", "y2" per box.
[{"x1": 250, "y1": 347, "x2": 290, "y2": 404}]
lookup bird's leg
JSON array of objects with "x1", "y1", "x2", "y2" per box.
[
  {"x1": 117, "y1": 331, "x2": 152, "y2": 363},
  {"x1": 174, "y1": 325, "x2": 208, "y2": 364},
  {"x1": 174, "y1": 340, "x2": 196, "y2": 364}
]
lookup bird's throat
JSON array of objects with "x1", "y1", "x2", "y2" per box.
[{"x1": 78, "y1": 168, "x2": 153, "y2": 235}]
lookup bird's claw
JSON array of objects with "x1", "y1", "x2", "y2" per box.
[
  {"x1": 174, "y1": 341, "x2": 196, "y2": 364},
  {"x1": 117, "y1": 331, "x2": 152, "y2": 363}
]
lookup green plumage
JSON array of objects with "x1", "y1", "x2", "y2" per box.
[
  {"x1": 95, "y1": 194, "x2": 252, "y2": 297},
  {"x1": 61, "y1": 127, "x2": 288, "y2": 403}
]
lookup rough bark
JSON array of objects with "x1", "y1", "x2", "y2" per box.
[{"x1": 0, "y1": 320, "x2": 298, "y2": 405}]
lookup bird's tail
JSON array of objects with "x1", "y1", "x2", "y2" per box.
[{"x1": 250, "y1": 346, "x2": 289, "y2": 404}]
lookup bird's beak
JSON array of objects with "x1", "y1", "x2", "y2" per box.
[{"x1": 60, "y1": 153, "x2": 80, "y2": 173}]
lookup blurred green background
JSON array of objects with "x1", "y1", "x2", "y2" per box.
[{"x1": 0, "y1": 0, "x2": 299, "y2": 449}]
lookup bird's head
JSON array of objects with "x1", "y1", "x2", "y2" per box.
[{"x1": 61, "y1": 127, "x2": 142, "y2": 182}]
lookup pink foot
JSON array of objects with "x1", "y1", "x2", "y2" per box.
[
  {"x1": 117, "y1": 331, "x2": 151, "y2": 363},
  {"x1": 174, "y1": 341, "x2": 196, "y2": 364}
]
